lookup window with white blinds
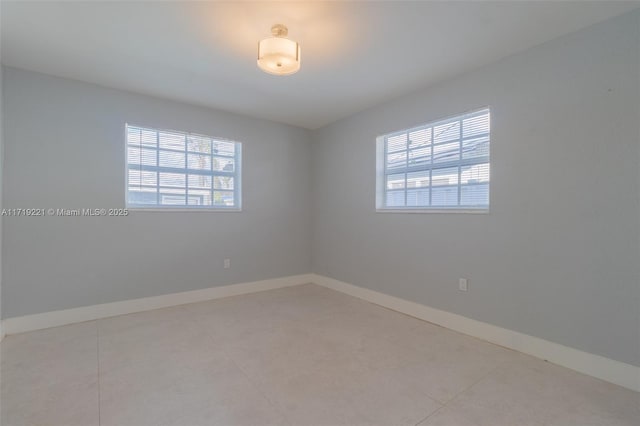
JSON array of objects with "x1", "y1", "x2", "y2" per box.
[
  {"x1": 126, "y1": 125, "x2": 241, "y2": 209},
  {"x1": 376, "y1": 108, "x2": 490, "y2": 211}
]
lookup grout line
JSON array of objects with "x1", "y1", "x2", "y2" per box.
[
  {"x1": 414, "y1": 404, "x2": 446, "y2": 426},
  {"x1": 414, "y1": 362, "x2": 504, "y2": 426},
  {"x1": 411, "y1": 392, "x2": 447, "y2": 426},
  {"x1": 182, "y1": 297, "x2": 296, "y2": 426},
  {"x1": 227, "y1": 354, "x2": 293, "y2": 426},
  {"x1": 445, "y1": 362, "x2": 503, "y2": 404},
  {"x1": 196, "y1": 317, "x2": 294, "y2": 426}
]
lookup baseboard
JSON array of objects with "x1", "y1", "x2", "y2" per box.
[
  {"x1": 2, "y1": 274, "x2": 313, "y2": 335},
  {"x1": 311, "y1": 274, "x2": 640, "y2": 393}
]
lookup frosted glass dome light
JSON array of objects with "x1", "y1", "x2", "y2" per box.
[{"x1": 257, "y1": 24, "x2": 300, "y2": 76}]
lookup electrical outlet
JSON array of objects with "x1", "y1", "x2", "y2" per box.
[
  {"x1": 459, "y1": 278, "x2": 468, "y2": 291},
  {"x1": 224, "y1": 259, "x2": 230, "y2": 269}
]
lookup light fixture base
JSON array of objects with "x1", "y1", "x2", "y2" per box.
[{"x1": 271, "y1": 24, "x2": 288, "y2": 38}]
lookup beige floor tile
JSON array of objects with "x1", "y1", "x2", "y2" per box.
[
  {"x1": 220, "y1": 319, "x2": 359, "y2": 385},
  {"x1": 301, "y1": 307, "x2": 518, "y2": 405},
  {"x1": 258, "y1": 363, "x2": 441, "y2": 426},
  {"x1": 184, "y1": 291, "x2": 289, "y2": 345},
  {"x1": 385, "y1": 326, "x2": 519, "y2": 404},
  {"x1": 98, "y1": 308, "x2": 286, "y2": 426},
  {"x1": 97, "y1": 304, "x2": 196, "y2": 337},
  {"x1": 298, "y1": 304, "x2": 437, "y2": 348},
  {"x1": 418, "y1": 406, "x2": 479, "y2": 426},
  {"x1": 98, "y1": 305, "x2": 229, "y2": 368},
  {"x1": 190, "y1": 284, "x2": 368, "y2": 339},
  {"x1": 100, "y1": 367, "x2": 287, "y2": 426},
  {"x1": 420, "y1": 354, "x2": 640, "y2": 426},
  {"x1": 2, "y1": 284, "x2": 638, "y2": 426},
  {"x1": 1, "y1": 322, "x2": 99, "y2": 426},
  {"x1": 250, "y1": 283, "x2": 369, "y2": 320}
]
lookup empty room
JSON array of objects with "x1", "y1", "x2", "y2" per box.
[{"x1": 0, "y1": 1, "x2": 639, "y2": 425}]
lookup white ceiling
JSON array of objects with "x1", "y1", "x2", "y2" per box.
[{"x1": 2, "y1": 1, "x2": 638, "y2": 129}]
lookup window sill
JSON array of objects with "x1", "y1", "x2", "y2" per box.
[
  {"x1": 376, "y1": 208, "x2": 489, "y2": 214},
  {"x1": 127, "y1": 208, "x2": 242, "y2": 213}
]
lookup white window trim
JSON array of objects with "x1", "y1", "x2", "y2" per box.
[
  {"x1": 374, "y1": 208, "x2": 490, "y2": 214},
  {"x1": 126, "y1": 207, "x2": 243, "y2": 213},
  {"x1": 125, "y1": 124, "x2": 243, "y2": 211},
  {"x1": 375, "y1": 107, "x2": 491, "y2": 213}
]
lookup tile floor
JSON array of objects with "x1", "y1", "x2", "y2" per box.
[{"x1": 1, "y1": 284, "x2": 638, "y2": 426}]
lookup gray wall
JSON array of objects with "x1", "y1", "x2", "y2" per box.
[
  {"x1": 2, "y1": 67, "x2": 312, "y2": 318},
  {"x1": 311, "y1": 11, "x2": 640, "y2": 367},
  {"x1": 0, "y1": 54, "x2": 3, "y2": 326}
]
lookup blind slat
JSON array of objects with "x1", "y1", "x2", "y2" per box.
[
  {"x1": 126, "y1": 124, "x2": 241, "y2": 209},
  {"x1": 380, "y1": 108, "x2": 490, "y2": 210}
]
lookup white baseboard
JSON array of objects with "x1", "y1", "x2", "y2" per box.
[
  {"x1": 2, "y1": 274, "x2": 313, "y2": 335},
  {"x1": 311, "y1": 274, "x2": 640, "y2": 393}
]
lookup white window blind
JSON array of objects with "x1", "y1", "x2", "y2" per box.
[
  {"x1": 376, "y1": 108, "x2": 490, "y2": 211},
  {"x1": 126, "y1": 124, "x2": 241, "y2": 209}
]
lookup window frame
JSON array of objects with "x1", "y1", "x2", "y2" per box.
[
  {"x1": 375, "y1": 107, "x2": 490, "y2": 214},
  {"x1": 125, "y1": 123, "x2": 243, "y2": 212}
]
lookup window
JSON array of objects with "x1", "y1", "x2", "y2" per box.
[
  {"x1": 126, "y1": 124, "x2": 241, "y2": 210},
  {"x1": 376, "y1": 108, "x2": 490, "y2": 212}
]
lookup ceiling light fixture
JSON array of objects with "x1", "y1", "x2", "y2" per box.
[{"x1": 257, "y1": 24, "x2": 300, "y2": 76}]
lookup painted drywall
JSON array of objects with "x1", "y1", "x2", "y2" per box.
[
  {"x1": 311, "y1": 11, "x2": 640, "y2": 368},
  {"x1": 2, "y1": 67, "x2": 312, "y2": 318},
  {"x1": 0, "y1": 52, "x2": 4, "y2": 331}
]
